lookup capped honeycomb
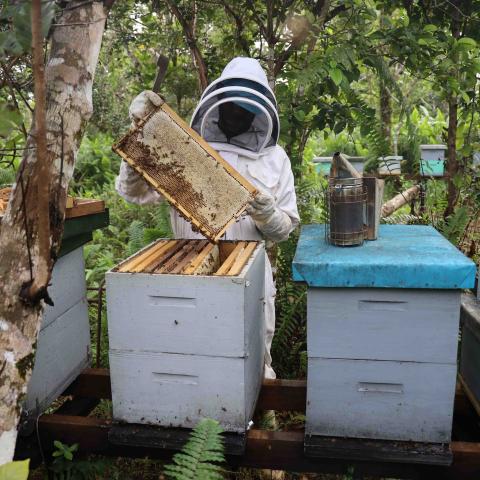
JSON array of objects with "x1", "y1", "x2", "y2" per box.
[
  {"x1": 112, "y1": 101, "x2": 257, "y2": 243},
  {"x1": 115, "y1": 239, "x2": 259, "y2": 276}
]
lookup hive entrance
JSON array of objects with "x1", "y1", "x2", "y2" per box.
[{"x1": 115, "y1": 239, "x2": 258, "y2": 276}]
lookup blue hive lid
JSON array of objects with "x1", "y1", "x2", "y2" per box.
[{"x1": 292, "y1": 224, "x2": 476, "y2": 289}]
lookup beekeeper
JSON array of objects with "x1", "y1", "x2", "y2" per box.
[{"x1": 116, "y1": 57, "x2": 300, "y2": 379}]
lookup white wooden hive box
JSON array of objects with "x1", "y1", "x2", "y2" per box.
[
  {"x1": 305, "y1": 288, "x2": 460, "y2": 443},
  {"x1": 25, "y1": 247, "x2": 90, "y2": 414},
  {"x1": 106, "y1": 239, "x2": 265, "y2": 433}
]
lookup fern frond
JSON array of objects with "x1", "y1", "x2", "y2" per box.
[
  {"x1": 164, "y1": 419, "x2": 225, "y2": 480},
  {"x1": 127, "y1": 220, "x2": 145, "y2": 256}
]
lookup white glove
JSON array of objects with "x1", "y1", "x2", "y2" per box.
[
  {"x1": 115, "y1": 160, "x2": 163, "y2": 205},
  {"x1": 129, "y1": 90, "x2": 164, "y2": 125},
  {"x1": 246, "y1": 192, "x2": 293, "y2": 242}
]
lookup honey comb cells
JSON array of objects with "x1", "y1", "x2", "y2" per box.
[{"x1": 113, "y1": 101, "x2": 257, "y2": 242}]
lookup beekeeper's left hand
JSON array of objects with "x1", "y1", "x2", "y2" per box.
[
  {"x1": 246, "y1": 192, "x2": 293, "y2": 242},
  {"x1": 129, "y1": 90, "x2": 164, "y2": 125}
]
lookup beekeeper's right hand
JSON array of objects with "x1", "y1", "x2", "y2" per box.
[{"x1": 129, "y1": 90, "x2": 163, "y2": 125}]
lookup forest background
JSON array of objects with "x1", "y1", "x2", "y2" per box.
[{"x1": 1, "y1": 0, "x2": 480, "y2": 382}]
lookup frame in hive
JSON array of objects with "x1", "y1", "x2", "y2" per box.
[{"x1": 112, "y1": 99, "x2": 258, "y2": 243}]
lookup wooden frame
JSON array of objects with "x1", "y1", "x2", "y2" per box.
[
  {"x1": 15, "y1": 367, "x2": 480, "y2": 479},
  {"x1": 112, "y1": 101, "x2": 258, "y2": 243},
  {"x1": 114, "y1": 239, "x2": 259, "y2": 276}
]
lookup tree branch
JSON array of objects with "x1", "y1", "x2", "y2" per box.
[
  {"x1": 164, "y1": 0, "x2": 208, "y2": 91},
  {"x1": 24, "y1": 0, "x2": 52, "y2": 305}
]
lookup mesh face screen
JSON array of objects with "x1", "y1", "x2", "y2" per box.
[{"x1": 114, "y1": 105, "x2": 255, "y2": 242}]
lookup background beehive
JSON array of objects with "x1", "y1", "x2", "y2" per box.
[{"x1": 113, "y1": 101, "x2": 257, "y2": 242}]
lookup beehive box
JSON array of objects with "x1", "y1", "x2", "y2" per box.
[
  {"x1": 106, "y1": 239, "x2": 265, "y2": 433},
  {"x1": 24, "y1": 247, "x2": 90, "y2": 414},
  {"x1": 378, "y1": 155, "x2": 402, "y2": 175},
  {"x1": 112, "y1": 99, "x2": 257, "y2": 242},
  {"x1": 459, "y1": 293, "x2": 480, "y2": 410},
  {"x1": 420, "y1": 144, "x2": 447, "y2": 176},
  {"x1": 293, "y1": 225, "x2": 476, "y2": 446}
]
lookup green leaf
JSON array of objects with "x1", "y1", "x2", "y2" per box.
[
  {"x1": 457, "y1": 37, "x2": 477, "y2": 48},
  {"x1": 0, "y1": 460, "x2": 29, "y2": 480},
  {"x1": 330, "y1": 68, "x2": 343, "y2": 86},
  {"x1": 423, "y1": 24, "x2": 437, "y2": 33}
]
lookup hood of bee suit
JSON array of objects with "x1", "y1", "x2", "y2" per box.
[{"x1": 190, "y1": 57, "x2": 280, "y2": 155}]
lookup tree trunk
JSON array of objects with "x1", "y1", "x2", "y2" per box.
[
  {"x1": 165, "y1": 0, "x2": 208, "y2": 92},
  {"x1": 444, "y1": 2, "x2": 461, "y2": 219},
  {"x1": 0, "y1": 1, "x2": 108, "y2": 463},
  {"x1": 445, "y1": 93, "x2": 459, "y2": 218},
  {"x1": 379, "y1": 79, "x2": 392, "y2": 151}
]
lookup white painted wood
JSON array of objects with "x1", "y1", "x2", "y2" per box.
[
  {"x1": 24, "y1": 298, "x2": 91, "y2": 413},
  {"x1": 243, "y1": 249, "x2": 266, "y2": 421},
  {"x1": 306, "y1": 357, "x2": 456, "y2": 443},
  {"x1": 307, "y1": 288, "x2": 460, "y2": 364},
  {"x1": 110, "y1": 350, "x2": 248, "y2": 432},
  {"x1": 41, "y1": 247, "x2": 86, "y2": 331},
  {"x1": 459, "y1": 295, "x2": 480, "y2": 406},
  {"x1": 106, "y1": 244, "x2": 264, "y2": 358},
  {"x1": 106, "y1": 274, "x2": 244, "y2": 357},
  {"x1": 107, "y1": 242, "x2": 265, "y2": 432}
]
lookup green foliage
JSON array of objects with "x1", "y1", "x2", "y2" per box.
[
  {"x1": 70, "y1": 134, "x2": 120, "y2": 195},
  {"x1": 49, "y1": 441, "x2": 110, "y2": 480},
  {"x1": 0, "y1": 1, "x2": 55, "y2": 58},
  {"x1": 164, "y1": 418, "x2": 225, "y2": 480},
  {"x1": 0, "y1": 460, "x2": 29, "y2": 480},
  {"x1": 0, "y1": 167, "x2": 15, "y2": 187},
  {"x1": 439, "y1": 206, "x2": 470, "y2": 245}
]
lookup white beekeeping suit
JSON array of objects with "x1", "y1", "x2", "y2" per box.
[{"x1": 115, "y1": 57, "x2": 300, "y2": 379}]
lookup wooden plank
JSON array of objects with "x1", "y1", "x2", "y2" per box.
[
  {"x1": 131, "y1": 241, "x2": 177, "y2": 273},
  {"x1": 170, "y1": 240, "x2": 208, "y2": 274},
  {"x1": 304, "y1": 435, "x2": 452, "y2": 466},
  {"x1": 219, "y1": 241, "x2": 237, "y2": 263},
  {"x1": 117, "y1": 240, "x2": 170, "y2": 273},
  {"x1": 459, "y1": 374, "x2": 480, "y2": 419},
  {"x1": 364, "y1": 176, "x2": 384, "y2": 240},
  {"x1": 144, "y1": 240, "x2": 188, "y2": 273},
  {"x1": 192, "y1": 244, "x2": 219, "y2": 275},
  {"x1": 155, "y1": 241, "x2": 198, "y2": 273},
  {"x1": 183, "y1": 242, "x2": 216, "y2": 274},
  {"x1": 63, "y1": 368, "x2": 112, "y2": 399},
  {"x1": 214, "y1": 242, "x2": 246, "y2": 275},
  {"x1": 109, "y1": 423, "x2": 246, "y2": 455},
  {"x1": 33, "y1": 414, "x2": 480, "y2": 478},
  {"x1": 227, "y1": 242, "x2": 257, "y2": 276},
  {"x1": 257, "y1": 379, "x2": 306, "y2": 411},
  {"x1": 54, "y1": 397, "x2": 99, "y2": 417},
  {"x1": 65, "y1": 199, "x2": 105, "y2": 219}
]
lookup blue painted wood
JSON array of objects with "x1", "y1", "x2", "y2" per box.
[{"x1": 293, "y1": 224, "x2": 476, "y2": 289}]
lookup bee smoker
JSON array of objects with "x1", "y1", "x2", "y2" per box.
[{"x1": 326, "y1": 153, "x2": 384, "y2": 247}]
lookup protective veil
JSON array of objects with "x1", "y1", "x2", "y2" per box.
[{"x1": 116, "y1": 57, "x2": 300, "y2": 378}]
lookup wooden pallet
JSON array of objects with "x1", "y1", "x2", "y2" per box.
[
  {"x1": 112, "y1": 100, "x2": 257, "y2": 243},
  {"x1": 14, "y1": 368, "x2": 480, "y2": 479}
]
